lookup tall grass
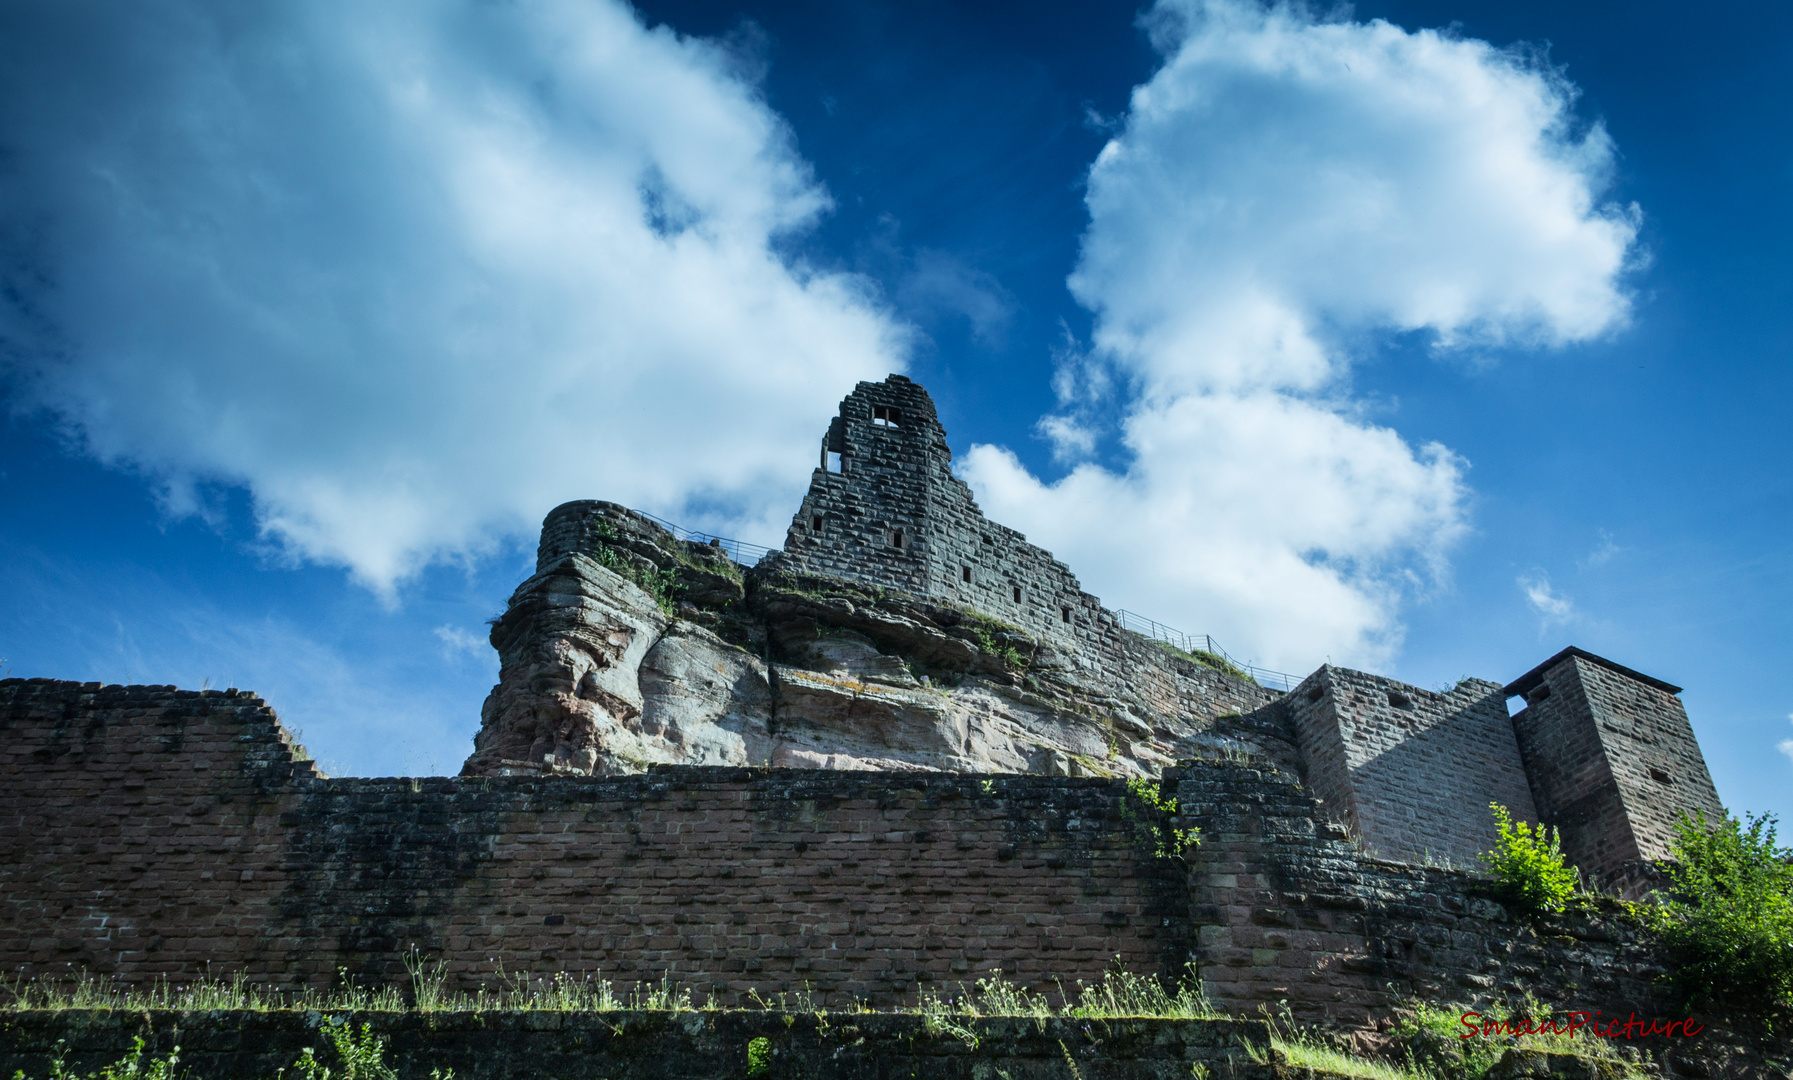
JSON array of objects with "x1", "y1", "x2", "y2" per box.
[
  {"x1": 5, "y1": 959, "x2": 1210, "y2": 1020},
  {"x1": 0, "y1": 959, "x2": 687, "y2": 1015}
]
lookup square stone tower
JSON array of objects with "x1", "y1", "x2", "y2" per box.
[{"x1": 1505, "y1": 647, "x2": 1725, "y2": 890}]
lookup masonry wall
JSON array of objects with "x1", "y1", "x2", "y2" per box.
[
  {"x1": 1174, "y1": 762, "x2": 1670, "y2": 1028},
  {"x1": 0, "y1": 680, "x2": 316, "y2": 981},
  {"x1": 1281, "y1": 667, "x2": 1539, "y2": 868},
  {"x1": 0, "y1": 679, "x2": 1187, "y2": 1003},
  {"x1": 766, "y1": 376, "x2": 1284, "y2": 732},
  {"x1": 1510, "y1": 653, "x2": 1724, "y2": 888},
  {"x1": 3, "y1": 676, "x2": 1686, "y2": 1039},
  {"x1": 775, "y1": 375, "x2": 1097, "y2": 645}
]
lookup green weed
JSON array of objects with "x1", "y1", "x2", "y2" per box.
[
  {"x1": 1120, "y1": 777, "x2": 1199, "y2": 859},
  {"x1": 1480, "y1": 803, "x2": 1580, "y2": 916}
]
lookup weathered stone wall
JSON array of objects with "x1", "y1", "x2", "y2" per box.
[
  {"x1": 1507, "y1": 650, "x2": 1725, "y2": 890},
  {"x1": 775, "y1": 375, "x2": 1096, "y2": 646},
  {"x1": 0, "y1": 681, "x2": 315, "y2": 981},
  {"x1": 1174, "y1": 761, "x2": 1671, "y2": 1027},
  {"x1": 2, "y1": 679, "x2": 1189, "y2": 1004},
  {"x1": 767, "y1": 379, "x2": 1288, "y2": 737},
  {"x1": 1281, "y1": 667, "x2": 1539, "y2": 868},
  {"x1": 3, "y1": 676, "x2": 1689, "y2": 1040}
]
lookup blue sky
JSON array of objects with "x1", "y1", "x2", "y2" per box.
[{"x1": 1, "y1": 0, "x2": 1788, "y2": 824}]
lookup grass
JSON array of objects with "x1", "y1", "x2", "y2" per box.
[
  {"x1": 1147, "y1": 640, "x2": 1255, "y2": 684},
  {"x1": 916, "y1": 965, "x2": 1219, "y2": 1036},
  {"x1": 0, "y1": 962, "x2": 692, "y2": 1016},
  {"x1": 2, "y1": 969, "x2": 1658, "y2": 1080},
  {"x1": 1380, "y1": 998, "x2": 1650, "y2": 1080}
]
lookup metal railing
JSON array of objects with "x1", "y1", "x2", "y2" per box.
[
  {"x1": 1113, "y1": 609, "x2": 1303, "y2": 691},
  {"x1": 634, "y1": 510, "x2": 777, "y2": 567}
]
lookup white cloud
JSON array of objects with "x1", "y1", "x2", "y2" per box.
[
  {"x1": 0, "y1": 0, "x2": 904, "y2": 596},
  {"x1": 1518, "y1": 573, "x2": 1577, "y2": 629},
  {"x1": 434, "y1": 624, "x2": 488, "y2": 658},
  {"x1": 1581, "y1": 528, "x2": 1622, "y2": 568},
  {"x1": 896, "y1": 249, "x2": 1016, "y2": 348},
  {"x1": 1778, "y1": 714, "x2": 1793, "y2": 767},
  {"x1": 961, "y1": 0, "x2": 1638, "y2": 669}
]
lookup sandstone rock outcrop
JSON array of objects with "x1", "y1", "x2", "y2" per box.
[{"x1": 462, "y1": 500, "x2": 1278, "y2": 778}]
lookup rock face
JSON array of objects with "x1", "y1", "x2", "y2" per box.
[
  {"x1": 461, "y1": 374, "x2": 1290, "y2": 780},
  {"x1": 462, "y1": 499, "x2": 1278, "y2": 778}
]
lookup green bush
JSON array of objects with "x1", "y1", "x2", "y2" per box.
[
  {"x1": 1480, "y1": 803, "x2": 1579, "y2": 916},
  {"x1": 1648, "y1": 810, "x2": 1793, "y2": 1015}
]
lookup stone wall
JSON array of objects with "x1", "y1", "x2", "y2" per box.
[
  {"x1": 2, "y1": 676, "x2": 1684, "y2": 1038},
  {"x1": 775, "y1": 375, "x2": 1096, "y2": 645},
  {"x1": 0, "y1": 681, "x2": 315, "y2": 981},
  {"x1": 1, "y1": 679, "x2": 1188, "y2": 1003},
  {"x1": 1507, "y1": 649, "x2": 1725, "y2": 890},
  {"x1": 1174, "y1": 761, "x2": 1671, "y2": 1027},
  {"x1": 1280, "y1": 667, "x2": 1540, "y2": 868},
  {"x1": 765, "y1": 375, "x2": 1287, "y2": 739}
]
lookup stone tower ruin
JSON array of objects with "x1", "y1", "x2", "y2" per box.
[{"x1": 773, "y1": 375, "x2": 1096, "y2": 642}]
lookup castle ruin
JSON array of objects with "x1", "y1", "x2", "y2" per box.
[
  {"x1": 0, "y1": 374, "x2": 1736, "y2": 1043},
  {"x1": 461, "y1": 374, "x2": 1723, "y2": 890}
]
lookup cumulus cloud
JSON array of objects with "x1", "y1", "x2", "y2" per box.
[
  {"x1": 0, "y1": 0, "x2": 903, "y2": 595},
  {"x1": 963, "y1": 0, "x2": 1639, "y2": 669},
  {"x1": 1778, "y1": 715, "x2": 1793, "y2": 767},
  {"x1": 1518, "y1": 574, "x2": 1576, "y2": 629}
]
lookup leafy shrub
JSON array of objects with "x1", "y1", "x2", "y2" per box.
[
  {"x1": 1480, "y1": 803, "x2": 1580, "y2": 916},
  {"x1": 1648, "y1": 810, "x2": 1793, "y2": 1015}
]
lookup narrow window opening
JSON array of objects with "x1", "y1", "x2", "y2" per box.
[
  {"x1": 1305, "y1": 685, "x2": 1324, "y2": 702},
  {"x1": 1060, "y1": 606, "x2": 1071, "y2": 623},
  {"x1": 1649, "y1": 767, "x2": 1674, "y2": 784},
  {"x1": 961, "y1": 566, "x2": 972, "y2": 584},
  {"x1": 825, "y1": 451, "x2": 843, "y2": 473},
  {"x1": 812, "y1": 515, "x2": 824, "y2": 532},
  {"x1": 1387, "y1": 691, "x2": 1413, "y2": 709},
  {"x1": 981, "y1": 533, "x2": 993, "y2": 545},
  {"x1": 1526, "y1": 684, "x2": 1553, "y2": 705},
  {"x1": 890, "y1": 529, "x2": 904, "y2": 549},
  {"x1": 872, "y1": 405, "x2": 901, "y2": 428},
  {"x1": 1012, "y1": 586, "x2": 1022, "y2": 603}
]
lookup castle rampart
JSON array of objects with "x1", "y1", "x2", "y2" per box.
[
  {"x1": 0, "y1": 676, "x2": 1676, "y2": 1029},
  {"x1": 457, "y1": 375, "x2": 1728, "y2": 898}
]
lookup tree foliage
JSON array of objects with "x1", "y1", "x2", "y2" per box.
[{"x1": 1648, "y1": 810, "x2": 1793, "y2": 1015}]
